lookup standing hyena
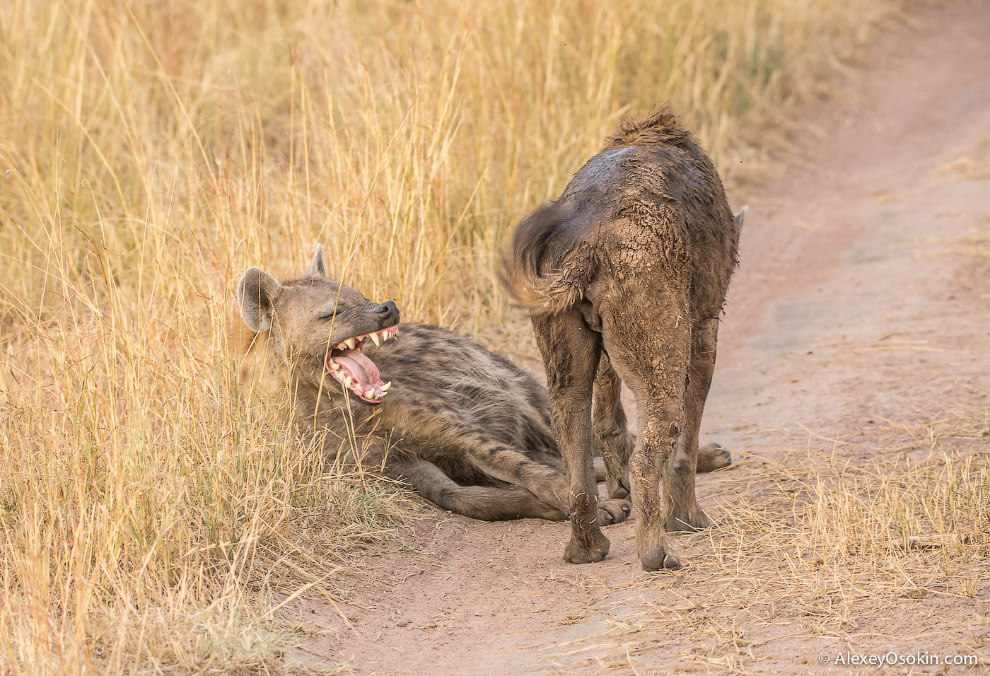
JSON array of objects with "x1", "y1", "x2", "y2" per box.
[
  {"x1": 504, "y1": 109, "x2": 742, "y2": 570},
  {"x1": 236, "y1": 247, "x2": 640, "y2": 523}
]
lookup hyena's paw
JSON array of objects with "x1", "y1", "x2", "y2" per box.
[
  {"x1": 597, "y1": 498, "x2": 632, "y2": 525},
  {"x1": 637, "y1": 530, "x2": 681, "y2": 571},
  {"x1": 696, "y1": 442, "x2": 732, "y2": 474},
  {"x1": 563, "y1": 529, "x2": 610, "y2": 564},
  {"x1": 605, "y1": 471, "x2": 631, "y2": 500}
]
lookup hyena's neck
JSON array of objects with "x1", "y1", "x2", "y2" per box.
[
  {"x1": 292, "y1": 381, "x2": 382, "y2": 436},
  {"x1": 292, "y1": 387, "x2": 391, "y2": 467}
]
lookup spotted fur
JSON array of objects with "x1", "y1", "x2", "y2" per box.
[{"x1": 236, "y1": 248, "x2": 640, "y2": 523}]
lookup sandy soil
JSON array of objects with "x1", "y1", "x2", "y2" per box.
[{"x1": 286, "y1": 2, "x2": 990, "y2": 673}]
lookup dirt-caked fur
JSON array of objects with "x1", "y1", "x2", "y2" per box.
[
  {"x1": 504, "y1": 108, "x2": 742, "y2": 570},
  {"x1": 237, "y1": 247, "x2": 714, "y2": 524}
]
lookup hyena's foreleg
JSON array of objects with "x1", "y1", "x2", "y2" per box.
[
  {"x1": 388, "y1": 458, "x2": 567, "y2": 521},
  {"x1": 590, "y1": 351, "x2": 727, "y2": 488}
]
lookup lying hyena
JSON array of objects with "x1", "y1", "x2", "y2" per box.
[
  {"x1": 237, "y1": 247, "x2": 734, "y2": 526},
  {"x1": 237, "y1": 247, "x2": 635, "y2": 523},
  {"x1": 504, "y1": 108, "x2": 742, "y2": 570}
]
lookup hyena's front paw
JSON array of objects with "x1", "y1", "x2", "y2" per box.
[
  {"x1": 597, "y1": 498, "x2": 632, "y2": 525},
  {"x1": 606, "y1": 471, "x2": 631, "y2": 500},
  {"x1": 696, "y1": 442, "x2": 732, "y2": 473}
]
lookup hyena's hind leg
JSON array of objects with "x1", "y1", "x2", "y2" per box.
[
  {"x1": 593, "y1": 353, "x2": 635, "y2": 499},
  {"x1": 392, "y1": 403, "x2": 630, "y2": 526},
  {"x1": 600, "y1": 283, "x2": 692, "y2": 571},
  {"x1": 389, "y1": 458, "x2": 567, "y2": 521},
  {"x1": 453, "y1": 435, "x2": 631, "y2": 526},
  {"x1": 531, "y1": 310, "x2": 615, "y2": 564},
  {"x1": 591, "y1": 352, "x2": 727, "y2": 499}
]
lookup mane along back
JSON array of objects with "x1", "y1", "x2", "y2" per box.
[{"x1": 605, "y1": 107, "x2": 694, "y2": 151}]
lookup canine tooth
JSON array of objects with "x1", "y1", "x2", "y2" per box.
[
  {"x1": 369, "y1": 332, "x2": 381, "y2": 347},
  {"x1": 380, "y1": 381, "x2": 391, "y2": 392}
]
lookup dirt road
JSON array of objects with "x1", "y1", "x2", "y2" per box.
[{"x1": 291, "y1": 2, "x2": 990, "y2": 672}]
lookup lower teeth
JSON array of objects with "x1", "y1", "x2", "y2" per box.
[{"x1": 333, "y1": 371, "x2": 387, "y2": 400}]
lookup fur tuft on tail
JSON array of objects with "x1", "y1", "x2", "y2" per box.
[{"x1": 501, "y1": 201, "x2": 591, "y2": 315}]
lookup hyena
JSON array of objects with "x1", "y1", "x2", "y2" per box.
[
  {"x1": 504, "y1": 108, "x2": 742, "y2": 570},
  {"x1": 237, "y1": 247, "x2": 644, "y2": 523}
]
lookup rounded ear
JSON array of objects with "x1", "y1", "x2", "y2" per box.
[
  {"x1": 733, "y1": 205, "x2": 748, "y2": 231},
  {"x1": 237, "y1": 267, "x2": 283, "y2": 332},
  {"x1": 304, "y1": 244, "x2": 327, "y2": 278}
]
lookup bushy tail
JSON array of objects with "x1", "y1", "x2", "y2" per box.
[{"x1": 501, "y1": 201, "x2": 592, "y2": 315}]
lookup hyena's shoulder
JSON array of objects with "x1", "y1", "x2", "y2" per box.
[
  {"x1": 390, "y1": 323, "x2": 527, "y2": 378},
  {"x1": 382, "y1": 322, "x2": 546, "y2": 413}
]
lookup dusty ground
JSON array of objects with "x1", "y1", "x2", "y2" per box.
[{"x1": 286, "y1": 2, "x2": 990, "y2": 673}]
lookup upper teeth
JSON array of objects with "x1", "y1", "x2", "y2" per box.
[
  {"x1": 327, "y1": 325, "x2": 399, "y2": 403},
  {"x1": 335, "y1": 326, "x2": 398, "y2": 351}
]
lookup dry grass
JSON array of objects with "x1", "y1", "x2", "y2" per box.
[
  {"x1": 0, "y1": 0, "x2": 898, "y2": 672},
  {"x1": 540, "y1": 408, "x2": 990, "y2": 674}
]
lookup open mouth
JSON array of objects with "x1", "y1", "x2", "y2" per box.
[{"x1": 325, "y1": 324, "x2": 398, "y2": 404}]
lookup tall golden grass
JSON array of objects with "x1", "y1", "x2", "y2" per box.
[{"x1": 1, "y1": 0, "x2": 895, "y2": 671}]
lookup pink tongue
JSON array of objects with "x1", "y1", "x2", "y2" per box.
[{"x1": 334, "y1": 349, "x2": 381, "y2": 388}]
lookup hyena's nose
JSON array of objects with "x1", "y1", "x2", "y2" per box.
[{"x1": 376, "y1": 300, "x2": 400, "y2": 328}]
